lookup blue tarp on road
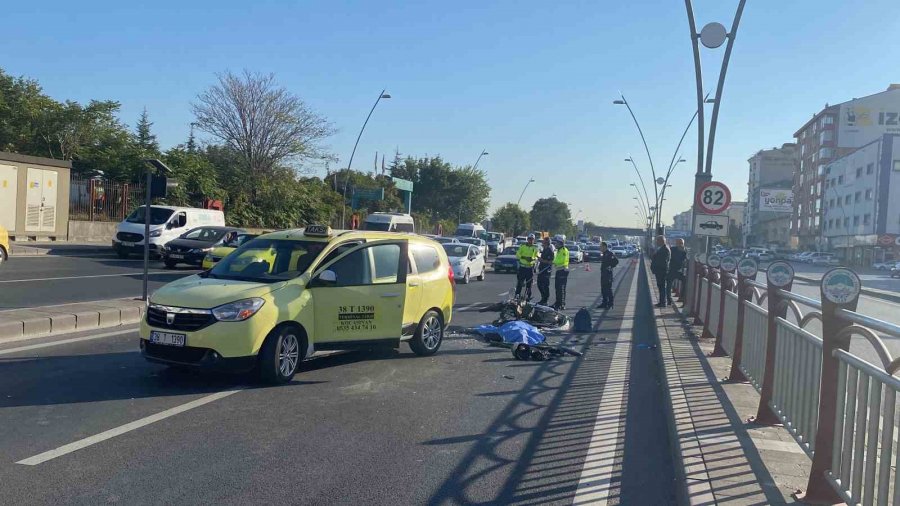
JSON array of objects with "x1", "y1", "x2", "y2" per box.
[{"x1": 475, "y1": 321, "x2": 546, "y2": 345}]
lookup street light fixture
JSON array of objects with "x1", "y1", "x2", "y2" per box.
[
  {"x1": 341, "y1": 89, "x2": 391, "y2": 227},
  {"x1": 516, "y1": 178, "x2": 536, "y2": 206},
  {"x1": 472, "y1": 149, "x2": 489, "y2": 171}
]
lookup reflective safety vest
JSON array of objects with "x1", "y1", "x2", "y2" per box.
[
  {"x1": 554, "y1": 247, "x2": 570, "y2": 270},
  {"x1": 516, "y1": 244, "x2": 539, "y2": 267}
]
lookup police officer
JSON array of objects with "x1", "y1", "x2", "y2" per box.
[
  {"x1": 515, "y1": 234, "x2": 539, "y2": 300},
  {"x1": 551, "y1": 239, "x2": 570, "y2": 310},
  {"x1": 535, "y1": 237, "x2": 555, "y2": 305},
  {"x1": 598, "y1": 242, "x2": 619, "y2": 309}
]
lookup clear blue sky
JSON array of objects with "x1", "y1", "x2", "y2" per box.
[{"x1": 5, "y1": 0, "x2": 899, "y2": 227}]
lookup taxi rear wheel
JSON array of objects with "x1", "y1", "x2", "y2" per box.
[
  {"x1": 0, "y1": 246, "x2": 7, "y2": 266},
  {"x1": 259, "y1": 325, "x2": 304, "y2": 384},
  {"x1": 409, "y1": 310, "x2": 443, "y2": 356}
]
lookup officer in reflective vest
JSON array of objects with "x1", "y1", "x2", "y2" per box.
[
  {"x1": 551, "y1": 239, "x2": 570, "y2": 310},
  {"x1": 515, "y1": 234, "x2": 539, "y2": 300}
]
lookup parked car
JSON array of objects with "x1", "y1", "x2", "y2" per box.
[
  {"x1": 162, "y1": 226, "x2": 246, "y2": 268},
  {"x1": 443, "y1": 243, "x2": 486, "y2": 284},
  {"x1": 583, "y1": 244, "x2": 603, "y2": 262},
  {"x1": 457, "y1": 237, "x2": 488, "y2": 262},
  {"x1": 891, "y1": 262, "x2": 900, "y2": 278},
  {"x1": 566, "y1": 242, "x2": 584, "y2": 263},
  {"x1": 493, "y1": 246, "x2": 520, "y2": 273},
  {"x1": 873, "y1": 261, "x2": 895, "y2": 270},
  {"x1": 811, "y1": 253, "x2": 840, "y2": 266}
]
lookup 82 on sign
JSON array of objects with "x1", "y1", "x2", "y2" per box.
[{"x1": 696, "y1": 181, "x2": 731, "y2": 214}]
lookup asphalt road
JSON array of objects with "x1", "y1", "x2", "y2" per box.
[{"x1": 0, "y1": 258, "x2": 677, "y2": 505}]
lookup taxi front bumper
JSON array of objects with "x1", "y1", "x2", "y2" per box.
[{"x1": 139, "y1": 308, "x2": 272, "y2": 363}]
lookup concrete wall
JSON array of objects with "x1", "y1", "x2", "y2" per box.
[
  {"x1": 67, "y1": 220, "x2": 118, "y2": 243},
  {"x1": 0, "y1": 152, "x2": 71, "y2": 241}
]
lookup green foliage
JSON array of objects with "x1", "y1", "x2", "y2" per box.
[
  {"x1": 491, "y1": 203, "x2": 530, "y2": 235},
  {"x1": 529, "y1": 197, "x2": 572, "y2": 235},
  {"x1": 390, "y1": 155, "x2": 490, "y2": 224}
]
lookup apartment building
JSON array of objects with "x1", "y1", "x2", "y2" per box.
[{"x1": 744, "y1": 143, "x2": 797, "y2": 248}]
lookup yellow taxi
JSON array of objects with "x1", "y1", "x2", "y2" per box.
[
  {"x1": 0, "y1": 225, "x2": 8, "y2": 267},
  {"x1": 200, "y1": 232, "x2": 261, "y2": 270},
  {"x1": 140, "y1": 226, "x2": 454, "y2": 383}
]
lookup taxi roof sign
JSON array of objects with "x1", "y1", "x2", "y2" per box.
[{"x1": 304, "y1": 225, "x2": 332, "y2": 237}]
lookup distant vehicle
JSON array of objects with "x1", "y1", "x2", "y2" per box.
[
  {"x1": 362, "y1": 212, "x2": 415, "y2": 233},
  {"x1": 583, "y1": 244, "x2": 603, "y2": 262},
  {"x1": 699, "y1": 221, "x2": 724, "y2": 230},
  {"x1": 873, "y1": 261, "x2": 895, "y2": 270},
  {"x1": 443, "y1": 243, "x2": 486, "y2": 284},
  {"x1": 566, "y1": 242, "x2": 584, "y2": 263},
  {"x1": 811, "y1": 253, "x2": 840, "y2": 266},
  {"x1": 433, "y1": 237, "x2": 460, "y2": 245},
  {"x1": 805, "y1": 252, "x2": 832, "y2": 264},
  {"x1": 484, "y1": 232, "x2": 508, "y2": 254},
  {"x1": 514, "y1": 236, "x2": 528, "y2": 245},
  {"x1": 493, "y1": 246, "x2": 520, "y2": 273},
  {"x1": 458, "y1": 237, "x2": 488, "y2": 261},
  {"x1": 746, "y1": 248, "x2": 774, "y2": 262},
  {"x1": 891, "y1": 262, "x2": 900, "y2": 278},
  {"x1": 454, "y1": 223, "x2": 486, "y2": 239},
  {"x1": 611, "y1": 246, "x2": 629, "y2": 258},
  {"x1": 795, "y1": 251, "x2": 818, "y2": 263},
  {"x1": 202, "y1": 232, "x2": 261, "y2": 270},
  {"x1": 113, "y1": 205, "x2": 226, "y2": 259},
  {"x1": 163, "y1": 226, "x2": 246, "y2": 268}
]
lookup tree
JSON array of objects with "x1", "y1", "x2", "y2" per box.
[
  {"x1": 530, "y1": 197, "x2": 571, "y2": 234},
  {"x1": 492, "y1": 203, "x2": 530, "y2": 236},
  {"x1": 135, "y1": 107, "x2": 159, "y2": 155},
  {"x1": 192, "y1": 70, "x2": 335, "y2": 177}
]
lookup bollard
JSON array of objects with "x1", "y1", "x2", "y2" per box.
[
  {"x1": 796, "y1": 268, "x2": 861, "y2": 504},
  {"x1": 700, "y1": 255, "x2": 721, "y2": 340},
  {"x1": 727, "y1": 258, "x2": 757, "y2": 383},
  {"x1": 692, "y1": 253, "x2": 708, "y2": 324},
  {"x1": 711, "y1": 256, "x2": 737, "y2": 357},
  {"x1": 753, "y1": 260, "x2": 794, "y2": 425}
]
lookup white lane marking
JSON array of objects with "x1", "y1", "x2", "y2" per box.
[
  {"x1": 573, "y1": 266, "x2": 638, "y2": 505},
  {"x1": 0, "y1": 328, "x2": 137, "y2": 356},
  {"x1": 16, "y1": 389, "x2": 242, "y2": 466},
  {"x1": 0, "y1": 271, "x2": 198, "y2": 283}
]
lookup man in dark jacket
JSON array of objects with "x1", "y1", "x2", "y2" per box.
[
  {"x1": 667, "y1": 238, "x2": 687, "y2": 305},
  {"x1": 536, "y1": 237, "x2": 555, "y2": 305},
  {"x1": 598, "y1": 242, "x2": 619, "y2": 309},
  {"x1": 650, "y1": 235, "x2": 670, "y2": 307}
]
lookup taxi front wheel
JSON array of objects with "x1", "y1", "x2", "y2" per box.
[
  {"x1": 409, "y1": 310, "x2": 443, "y2": 356},
  {"x1": 259, "y1": 325, "x2": 304, "y2": 384}
]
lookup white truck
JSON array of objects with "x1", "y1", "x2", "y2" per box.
[
  {"x1": 484, "y1": 231, "x2": 508, "y2": 254},
  {"x1": 113, "y1": 205, "x2": 225, "y2": 259}
]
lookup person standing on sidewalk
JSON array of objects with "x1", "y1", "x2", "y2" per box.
[
  {"x1": 536, "y1": 237, "x2": 555, "y2": 305},
  {"x1": 667, "y1": 238, "x2": 687, "y2": 305},
  {"x1": 515, "y1": 234, "x2": 539, "y2": 301},
  {"x1": 650, "y1": 235, "x2": 670, "y2": 307},
  {"x1": 551, "y1": 239, "x2": 570, "y2": 310},
  {"x1": 598, "y1": 242, "x2": 619, "y2": 309}
]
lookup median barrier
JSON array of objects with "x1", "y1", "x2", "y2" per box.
[
  {"x1": 682, "y1": 255, "x2": 900, "y2": 504},
  {"x1": 0, "y1": 298, "x2": 146, "y2": 341}
]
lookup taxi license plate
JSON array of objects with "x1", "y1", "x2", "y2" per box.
[
  {"x1": 169, "y1": 253, "x2": 184, "y2": 259},
  {"x1": 150, "y1": 331, "x2": 186, "y2": 347},
  {"x1": 121, "y1": 241, "x2": 135, "y2": 247}
]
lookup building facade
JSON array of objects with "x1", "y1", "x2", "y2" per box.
[
  {"x1": 725, "y1": 201, "x2": 746, "y2": 246},
  {"x1": 822, "y1": 133, "x2": 900, "y2": 266},
  {"x1": 672, "y1": 209, "x2": 692, "y2": 233},
  {"x1": 793, "y1": 85, "x2": 900, "y2": 250},
  {"x1": 744, "y1": 143, "x2": 798, "y2": 248}
]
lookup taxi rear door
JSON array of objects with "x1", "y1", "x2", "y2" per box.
[{"x1": 308, "y1": 240, "x2": 408, "y2": 348}]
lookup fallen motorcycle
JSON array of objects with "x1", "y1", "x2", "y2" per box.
[{"x1": 485, "y1": 298, "x2": 569, "y2": 329}]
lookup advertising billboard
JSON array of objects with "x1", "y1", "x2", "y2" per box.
[
  {"x1": 838, "y1": 89, "x2": 900, "y2": 148},
  {"x1": 759, "y1": 188, "x2": 793, "y2": 213}
]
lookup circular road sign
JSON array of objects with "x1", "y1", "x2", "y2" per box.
[
  {"x1": 696, "y1": 181, "x2": 732, "y2": 215},
  {"x1": 700, "y1": 22, "x2": 728, "y2": 49},
  {"x1": 766, "y1": 261, "x2": 794, "y2": 288},
  {"x1": 821, "y1": 268, "x2": 861, "y2": 305},
  {"x1": 707, "y1": 255, "x2": 721, "y2": 268},
  {"x1": 737, "y1": 258, "x2": 758, "y2": 278},
  {"x1": 721, "y1": 256, "x2": 737, "y2": 272}
]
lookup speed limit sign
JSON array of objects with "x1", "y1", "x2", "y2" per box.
[{"x1": 696, "y1": 181, "x2": 732, "y2": 215}]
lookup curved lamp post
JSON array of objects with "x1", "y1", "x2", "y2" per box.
[
  {"x1": 341, "y1": 89, "x2": 391, "y2": 226},
  {"x1": 616, "y1": 96, "x2": 659, "y2": 229},
  {"x1": 517, "y1": 178, "x2": 535, "y2": 206},
  {"x1": 472, "y1": 150, "x2": 489, "y2": 171}
]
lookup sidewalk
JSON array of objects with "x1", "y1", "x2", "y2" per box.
[
  {"x1": 10, "y1": 241, "x2": 112, "y2": 257},
  {"x1": 648, "y1": 268, "x2": 812, "y2": 504},
  {"x1": 0, "y1": 298, "x2": 146, "y2": 341}
]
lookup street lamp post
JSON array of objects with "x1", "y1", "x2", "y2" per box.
[
  {"x1": 341, "y1": 89, "x2": 391, "y2": 227},
  {"x1": 625, "y1": 157, "x2": 654, "y2": 226},
  {"x1": 472, "y1": 150, "x2": 489, "y2": 171},
  {"x1": 516, "y1": 178, "x2": 535, "y2": 206},
  {"x1": 615, "y1": 96, "x2": 660, "y2": 233}
]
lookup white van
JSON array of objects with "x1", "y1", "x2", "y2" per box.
[
  {"x1": 113, "y1": 205, "x2": 226, "y2": 258},
  {"x1": 454, "y1": 223, "x2": 485, "y2": 239},
  {"x1": 362, "y1": 212, "x2": 415, "y2": 233}
]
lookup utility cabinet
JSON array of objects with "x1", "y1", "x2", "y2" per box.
[{"x1": 0, "y1": 152, "x2": 71, "y2": 240}]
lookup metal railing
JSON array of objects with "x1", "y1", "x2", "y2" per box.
[
  {"x1": 683, "y1": 257, "x2": 900, "y2": 504},
  {"x1": 70, "y1": 176, "x2": 144, "y2": 222}
]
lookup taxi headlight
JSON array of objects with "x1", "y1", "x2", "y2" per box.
[{"x1": 212, "y1": 298, "x2": 265, "y2": 321}]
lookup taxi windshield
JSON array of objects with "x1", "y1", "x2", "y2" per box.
[{"x1": 209, "y1": 239, "x2": 326, "y2": 283}]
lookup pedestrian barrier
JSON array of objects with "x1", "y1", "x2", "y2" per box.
[{"x1": 680, "y1": 256, "x2": 900, "y2": 504}]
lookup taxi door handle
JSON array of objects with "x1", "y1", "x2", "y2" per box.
[
  {"x1": 381, "y1": 293, "x2": 401, "y2": 298},
  {"x1": 408, "y1": 282, "x2": 420, "y2": 287}
]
